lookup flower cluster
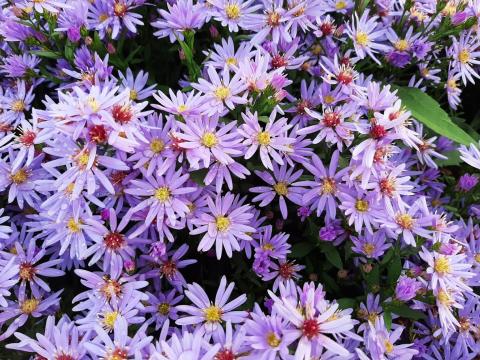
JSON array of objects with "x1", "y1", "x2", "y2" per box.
[{"x1": 0, "y1": 0, "x2": 480, "y2": 359}]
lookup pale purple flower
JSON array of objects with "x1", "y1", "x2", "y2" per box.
[{"x1": 395, "y1": 275, "x2": 422, "y2": 302}]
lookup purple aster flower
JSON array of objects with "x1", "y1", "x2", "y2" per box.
[
  {"x1": 387, "y1": 50, "x2": 411, "y2": 67},
  {"x1": 1, "y1": 80, "x2": 35, "y2": 124},
  {"x1": 395, "y1": 275, "x2": 422, "y2": 302},
  {"x1": 338, "y1": 190, "x2": 380, "y2": 234},
  {"x1": 20, "y1": 0, "x2": 70, "y2": 13},
  {"x1": 448, "y1": 30, "x2": 480, "y2": 85},
  {"x1": 457, "y1": 174, "x2": 478, "y2": 192},
  {"x1": 176, "y1": 276, "x2": 247, "y2": 335},
  {"x1": 269, "y1": 282, "x2": 359, "y2": 358},
  {"x1": 262, "y1": 260, "x2": 305, "y2": 291},
  {"x1": 204, "y1": 37, "x2": 254, "y2": 70},
  {"x1": 84, "y1": 315, "x2": 152, "y2": 359},
  {"x1": 152, "y1": 0, "x2": 206, "y2": 43},
  {"x1": 0, "y1": 54, "x2": 40, "y2": 78},
  {"x1": 119, "y1": 68, "x2": 156, "y2": 101},
  {"x1": 239, "y1": 110, "x2": 294, "y2": 170},
  {"x1": 6, "y1": 316, "x2": 89, "y2": 359},
  {"x1": 144, "y1": 289, "x2": 183, "y2": 330},
  {"x1": 176, "y1": 115, "x2": 243, "y2": 168},
  {"x1": 192, "y1": 66, "x2": 248, "y2": 116},
  {"x1": 0, "y1": 290, "x2": 62, "y2": 341},
  {"x1": 253, "y1": 225, "x2": 291, "y2": 260},
  {"x1": 56, "y1": 0, "x2": 89, "y2": 42},
  {"x1": 250, "y1": 163, "x2": 304, "y2": 219},
  {"x1": 153, "y1": 89, "x2": 205, "y2": 117},
  {"x1": 190, "y1": 192, "x2": 255, "y2": 259},
  {"x1": 208, "y1": 0, "x2": 261, "y2": 32},
  {"x1": 296, "y1": 151, "x2": 347, "y2": 219},
  {"x1": 120, "y1": 165, "x2": 196, "y2": 240},
  {"x1": 351, "y1": 231, "x2": 391, "y2": 260},
  {"x1": 319, "y1": 219, "x2": 347, "y2": 245}
]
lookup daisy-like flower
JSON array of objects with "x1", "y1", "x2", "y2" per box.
[
  {"x1": 176, "y1": 116, "x2": 243, "y2": 168},
  {"x1": 119, "y1": 68, "x2": 156, "y2": 101},
  {"x1": 262, "y1": 260, "x2": 305, "y2": 291},
  {"x1": 144, "y1": 289, "x2": 183, "y2": 330},
  {"x1": 338, "y1": 190, "x2": 380, "y2": 234},
  {"x1": 152, "y1": 0, "x2": 206, "y2": 42},
  {"x1": 208, "y1": 0, "x2": 262, "y2": 32},
  {"x1": 84, "y1": 316, "x2": 152, "y2": 359},
  {"x1": 253, "y1": 225, "x2": 291, "y2": 260},
  {"x1": 269, "y1": 282, "x2": 358, "y2": 358},
  {"x1": 12, "y1": 239, "x2": 65, "y2": 298},
  {"x1": 0, "y1": 80, "x2": 35, "y2": 125},
  {"x1": 120, "y1": 166, "x2": 196, "y2": 240},
  {"x1": 419, "y1": 247, "x2": 474, "y2": 293},
  {"x1": 153, "y1": 89, "x2": 205, "y2": 117},
  {"x1": 176, "y1": 276, "x2": 247, "y2": 335},
  {"x1": 250, "y1": 163, "x2": 304, "y2": 219},
  {"x1": 190, "y1": 192, "x2": 255, "y2": 259},
  {"x1": 239, "y1": 110, "x2": 294, "y2": 170},
  {"x1": 445, "y1": 71, "x2": 462, "y2": 110},
  {"x1": 20, "y1": 0, "x2": 70, "y2": 13},
  {"x1": 449, "y1": 30, "x2": 480, "y2": 85},
  {"x1": 345, "y1": 10, "x2": 389, "y2": 65},
  {"x1": 297, "y1": 151, "x2": 347, "y2": 219},
  {"x1": 6, "y1": 316, "x2": 89, "y2": 359},
  {"x1": 109, "y1": 0, "x2": 144, "y2": 39},
  {"x1": 192, "y1": 66, "x2": 248, "y2": 116},
  {"x1": 204, "y1": 36, "x2": 254, "y2": 70},
  {"x1": 0, "y1": 54, "x2": 40, "y2": 78},
  {"x1": 351, "y1": 231, "x2": 391, "y2": 260},
  {"x1": 434, "y1": 287, "x2": 464, "y2": 337}
]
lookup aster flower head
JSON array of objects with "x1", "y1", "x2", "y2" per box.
[
  {"x1": 176, "y1": 276, "x2": 247, "y2": 335},
  {"x1": 190, "y1": 192, "x2": 255, "y2": 259},
  {"x1": 351, "y1": 230, "x2": 391, "y2": 260},
  {"x1": 208, "y1": 0, "x2": 262, "y2": 32}
]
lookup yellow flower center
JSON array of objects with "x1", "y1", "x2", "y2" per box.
[
  {"x1": 262, "y1": 243, "x2": 275, "y2": 251},
  {"x1": 362, "y1": 243, "x2": 376, "y2": 256},
  {"x1": 475, "y1": 253, "x2": 480, "y2": 263},
  {"x1": 201, "y1": 132, "x2": 218, "y2": 148},
  {"x1": 214, "y1": 86, "x2": 230, "y2": 100},
  {"x1": 447, "y1": 78, "x2": 457, "y2": 89},
  {"x1": 459, "y1": 49, "x2": 470, "y2": 64},
  {"x1": 11, "y1": 100, "x2": 25, "y2": 112},
  {"x1": 321, "y1": 178, "x2": 336, "y2": 194},
  {"x1": 216, "y1": 216, "x2": 231, "y2": 232},
  {"x1": 10, "y1": 169, "x2": 29, "y2": 184},
  {"x1": 129, "y1": 89, "x2": 138, "y2": 100},
  {"x1": 203, "y1": 305, "x2": 222, "y2": 322},
  {"x1": 437, "y1": 289, "x2": 452, "y2": 305},
  {"x1": 150, "y1": 138, "x2": 165, "y2": 154},
  {"x1": 226, "y1": 57, "x2": 238, "y2": 66},
  {"x1": 384, "y1": 340, "x2": 394, "y2": 354},
  {"x1": 434, "y1": 257, "x2": 451, "y2": 275},
  {"x1": 335, "y1": 0, "x2": 347, "y2": 9},
  {"x1": 266, "y1": 332, "x2": 281, "y2": 347},
  {"x1": 155, "y1": 186, "x2": 171, "y2": 202},
  {"x1": 324, "y1": 95, "x2": 335, "y2": 104},
  {"x1": 177, "y1": 104, "x2": 188, "y2": 113},
  {"x1": 394, "y1": 39, "x2": 409, "y2": 51},
  {"x1": 103, "y1": 311, "x2": 119, "y2": 330},
  {"x1": 87, "y1": 96, "x2": 100, "y2": 112},
  {"x1": 274, "y1": 181, "x2": 289, "y2": 196},
  {"x1": 355, "y1": 199, "x2": 369, "y2": 212},
  {"x1": 355, "y1": 31, "x2": 369, "y2": 46},
  {"x1": 367, "y1": 312, "x2": 378, "y2": 323},
  {"x1": 99, "y1": 13, "x2": 109, "y2": 22},
  {"x1": 158, "y1": 303, "x2": 170, "y2": 315},
  {"x1": 67, "y1": 217, "x2": 82, "y2": 233},
  {"x1": 396, "y1": 213, "x2": 414, "y2": 230},
  {"x1": 21, "y1": 299, "x2": 39, "y2": 314},
  {"x1": 76, "y1": 152, "x2": 90, "y2": 167},
  {"x1": 257, "y1": 131, "x2": 271, "y2": 146},
  {"x1": 225, "y1": 3, "x2": 241, "y2": 19}
]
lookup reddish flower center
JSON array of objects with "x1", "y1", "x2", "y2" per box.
[
  {"x1": 302, "y1": 318, "x2": 320, "y2": 339},
  {"x1": 110, "y1": 171, "x2": 127, "y2": 186},
  {"x1": 215, "y1": 349, "x2": 236, "y2": 360},
  {"x1": 161, "y1": 260, "x2": 177, "y2": 278},
  {"x1": 113, "y1": 2, "x2": 128, "y2": 17},
  {"x1": 88, "y1": 125, "x2": 108, "y2": 143},
  {"x1": 320, "y1": 22, "x2": 334, "y2": 35},
  {"x1": 271, "y1": 54, "x2": 288, "y2": 68},
  {"x1": 100, "y1": 277, "x2": 122, "y2": 299},
  {"x1": 267, "y1": 11, "x2": 281, "y2": 27},
  {"x1": 107, "y1": 347, "x2": 128, "y2": 360},
  {"x1": 170, "y1": 133, "x2": 184, "y2": 152},
  {"x1": 55, "y1": 354, "x2": 76, "y2": 360},
  {"x1": 337, "y1": 70, "x2": 353, "y2": 84},
  {"x1": 19, "y1": 131, "x2": 36, "y2": 146},
  {"x1": 296, "y1": 99, "x2": 311, "y2": 115},
  {"x1": 379, "y1": 178, "x2": 394, "y2": 197},
  {"x1": 322, "y1": 112, "x2": 340, "y2": 127},
  {"x1": 104, "y1": 232, "x2": 125, "y2": 251},
  {"x1": 111, "y1": 104, "x2": 133, "y2": 124},
  {"x1": 370, "y1": 124, "x2": 387, "y2": 139},
  {"x1": 19, "y1": 262, "x2": 36, "y2": 281},
  {"x1": 278, "y1": 262, "x2": 294, "y2": 279},
  {"x1": 389, "y1": 111, "x2": 400, "y2": 121},
  {"x1": 340, "y1": 57, "x2": 351, "y2": 66}
]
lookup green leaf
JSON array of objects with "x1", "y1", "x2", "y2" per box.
[
  {"x1": 384, "y1": 302, "x2": 427, "y2": 320},
  {"x1": 189, "y1": 169, "x2": 207, "y2": 186},
  {"x1": 387, "y1": 256, "x2": 402, "y2": 284},
  {"x1": 384, "y1": 311, "x2": 392, "y2": 331},
  {"x1": 337, "y1": 298, "x2": 357, "y2": 310},
  {"x1": 395, "y1": 86, "x2": 476, "y2": 145},
  {"x1": 319, "y1": 243, "x2": 343, "y2": 269},
  {"x1": 30, "y1": 50, "x2": 61, "y2": 59},
  {"x1": 291, "y1": 242, "x2": 315, "y2": 258}
]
